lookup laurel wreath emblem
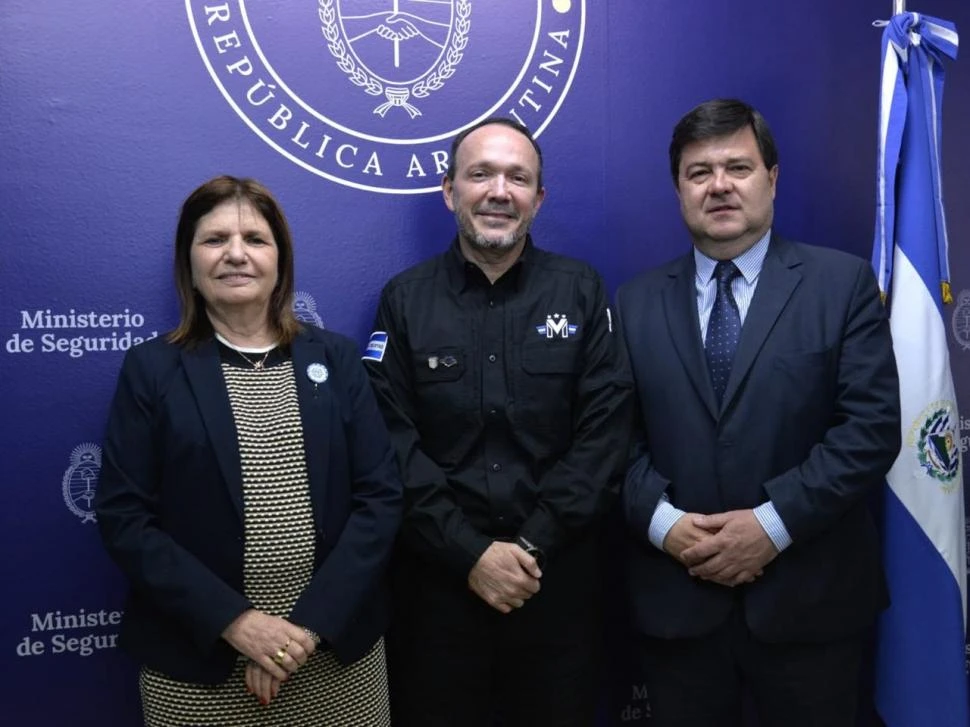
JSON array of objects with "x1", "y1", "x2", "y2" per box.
[{"x1": 318, "y1": 0, "x2": 470, "y2": 104}]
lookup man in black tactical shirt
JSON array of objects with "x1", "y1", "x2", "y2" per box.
[{"x1": 363, "y1": 117, "x2": 634, "y2": 726}]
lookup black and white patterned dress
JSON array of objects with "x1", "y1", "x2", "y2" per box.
[{"x1": 140, "y1": 345, "x2": 390, "y2": 726}]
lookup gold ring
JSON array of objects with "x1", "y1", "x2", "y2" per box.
[{"x1": 273, "y1": 648, "x2": 287, "y2": 665}]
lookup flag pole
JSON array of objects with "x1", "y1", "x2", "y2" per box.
[{"x1": 893, "y1": 1, "x2": 905, "y2": 13}]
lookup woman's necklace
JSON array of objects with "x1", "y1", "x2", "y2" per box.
[
  {"x1": 214, "y1": 332, "x2": 276, "y2": 370},
  {"x1": 234, "y1": 348, "x2": 271, "y2": 370}
]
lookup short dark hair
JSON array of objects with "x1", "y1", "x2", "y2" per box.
[
  {"x1": 445, "y1": 117, "x2": 544, "y2": 190},
  {"x1": 668, "y1": 99, "x2": 778, "y2": 184},
  {"x1": 168, "y1": 175, "x2": 301, "y2": 347}
]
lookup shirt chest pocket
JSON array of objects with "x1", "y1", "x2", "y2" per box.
[
  {"x1": 516, "y1": 342, "x2": 580, "y2": 425},
  {"x1": 520, "y1": 344, "x2": 579, "y2": 375},
  {"x1": 412, "y1": 347, "x2": 476, "y2": 416}
]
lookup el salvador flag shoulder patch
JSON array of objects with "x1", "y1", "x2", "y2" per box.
[{"x1": 362, "y1": 331, "x2": 388, "y2": 362}]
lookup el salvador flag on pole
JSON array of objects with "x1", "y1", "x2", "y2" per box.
[{"x1": 872, "y1": 11, "x2": 967, "y2": 726}]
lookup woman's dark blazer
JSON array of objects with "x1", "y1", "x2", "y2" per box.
[{"x1": 94, "y1": 325, "x2": 402, "y2": 683}]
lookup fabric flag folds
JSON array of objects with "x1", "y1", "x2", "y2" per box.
[{"x1": 872, "y1": 11, "x2": 966, "y2": 726}]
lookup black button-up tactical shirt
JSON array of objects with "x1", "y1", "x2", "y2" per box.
[{"x1": 364, "y1": 237, "x2": 634, "y2": 577}]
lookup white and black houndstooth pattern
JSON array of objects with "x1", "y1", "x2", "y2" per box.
[{"x1": 140, "y1": 359, "x2": 390, "y2": 726}]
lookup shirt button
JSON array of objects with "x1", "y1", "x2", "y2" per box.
[
  {"x1": 489, "y1": 299, "x2": 495, "y2": 308},
  {"x1": 491, "y1": 463, "x2": 501, "y2": 472},
  {"x1": 489, "y1": 409, "x2": 497, "y2": 417},
  {"x1": 488, "y1": 354, "x2": 497, "y2": 363}
]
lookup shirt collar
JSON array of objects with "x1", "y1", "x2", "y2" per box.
[
  {"x1": 693, "y1": 229, "x2": 772, "y2": 285},
  {"x1": 445, "y1": 235, "x2": 532, "y2": 293}
]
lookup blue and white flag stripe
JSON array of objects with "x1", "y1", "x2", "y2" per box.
[{"x1": 872, "y1": 12, "x2": 967, "y2": 727}]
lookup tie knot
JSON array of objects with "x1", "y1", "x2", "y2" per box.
[{"x1": 714, "y1": 260, "x2": 740, "y2": 289}]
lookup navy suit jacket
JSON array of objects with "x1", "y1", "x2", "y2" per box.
[
  {"x1": 95, "y1": 326, "x2": 402, "y2": 683},
  {"x1": 615, "y1": 235, "x2": 900, "y2": 643}
]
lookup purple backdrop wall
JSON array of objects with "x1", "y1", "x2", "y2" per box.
[{"x1": 3, "y1": 1, "x2": 968, "y2": 724}]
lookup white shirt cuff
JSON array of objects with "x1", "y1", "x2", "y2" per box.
[
  {"x1": 648, "y1": 495, "x2": 686, "y2": 550},
  {"x1": 753, "y1": 502, "x2": 792, "y2": 552}
]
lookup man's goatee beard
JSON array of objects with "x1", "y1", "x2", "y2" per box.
[{"x1": 467, "y1": 231, "x2": 521, "y2": 250}]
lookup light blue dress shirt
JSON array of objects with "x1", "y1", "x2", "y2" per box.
[{"x1": 647, "y1": 230, "x2": 793, "y2": 553}]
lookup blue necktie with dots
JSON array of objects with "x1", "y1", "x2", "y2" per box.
[{"x1": 705, "y1": 261, "x2": 742, "y2": 406}]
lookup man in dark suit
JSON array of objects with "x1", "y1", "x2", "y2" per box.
[{"x1": 615, "y1": 98, "x2": 901, "y2": 726}]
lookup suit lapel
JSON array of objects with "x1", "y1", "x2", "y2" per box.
[
  {"x1": 663, "y1": 255, "x2": 719, "y2": 420},
  {"x1": 181, "y1": 339, "x2": 245, "y2": 522},
  {"x1": 721, "y1": 236, "x2": 802, "y2": 410},
  {"x1": 291, "y1": 332, "x2": 333, "y2": 525}
]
